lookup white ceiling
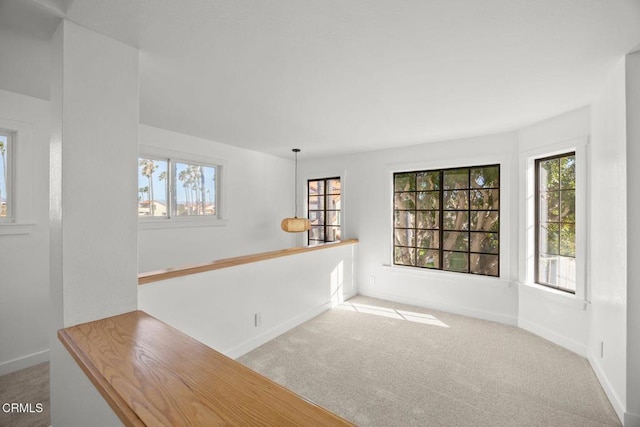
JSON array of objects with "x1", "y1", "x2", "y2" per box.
[{"x1": 3, "y1": 0, "x2": 640, "y2": 157}]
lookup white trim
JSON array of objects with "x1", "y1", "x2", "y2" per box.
[
  {"x1": 359, "y1": 288, "x2": 518, "y2": 326},
  {"x1": 139, "y1": 218, "x2": 228, "y2": 230},
  {"x1": 517, "y1": 281, "x2": 588, "y2": 310},
  {"x1": 224, "y1": 301, "x2": 332, "y2": 359},
  {"x1": 0, "y1": 223, "x2": 35, "y2": 235},
  {"x1": 518, "y1": 136, "x2": 588, "y2": 301},
  {"x1": 139, "y1": 144, "x2": 227, "y2": 167},
  {"x1": 0, "y1": 349, "x2": 49, "y2": 376},
  {"x1": 343, "y1": 288, "x2": 358, "y2": 301},
  {"x1": 588, "y1": 351, "x2": 625, "y2": 424},
  {"x1": 518, "y1": 318, "x2": 588, "y2": 356}
]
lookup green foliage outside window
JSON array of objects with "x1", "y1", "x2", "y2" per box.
[
  {"x1": 536, "y1": 153, "x2": 576, "y2": 292},
  {"x1": 393, "y1": 165, "x2": 500, "y2": 277}
]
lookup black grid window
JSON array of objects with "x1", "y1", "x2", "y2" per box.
[
  {"x1": 308, "y1": 177, "x2": 341, "y2": 245},
  {"x1": 393, "y1": 165, "x2": 500, "y2": 277},
  {"x1": 535, "y1": 152, "x2": 576, "y2": 293}
]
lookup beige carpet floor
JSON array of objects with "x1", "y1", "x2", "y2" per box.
[
  {"x1": 0, "y1": 362, "x2": 50, "y2": 427},
  {"x1": 239, "y1": 295, "x2": 620, "y2": 427}
]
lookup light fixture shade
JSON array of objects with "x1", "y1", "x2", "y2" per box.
[
  {"x1": 281, "y1": 217, "x2": 311, "y2": 233},
  {"x1": 281, "y1": 148, "x2": 310, "y2": 233}
]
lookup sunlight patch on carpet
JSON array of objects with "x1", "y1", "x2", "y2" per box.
[{"x1": 337, "y1": 302, "x2": 449, "y2": 328}]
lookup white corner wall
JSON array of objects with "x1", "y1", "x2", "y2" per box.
[
  {"x1": 589, "y1": 58, "x2": 628, "y2": 422},
  {"x1": 302, "y1": 132, "x2": 520, "y2": 325},
  {"x1": 137, "y1": 124, "x2": 296, "y2": 272},
  {"x1": 516, "y1": 108, "x2": 591, "y2": 357},
  {"x1": 49, "y1": 20, "x2": 139, "y2": 426},
  {"x1": 625, "y1": 50, "x2": 640, "y2": 427},
  {"x1": 0, "y1": 89, "x2": 50, "y2": 375}
]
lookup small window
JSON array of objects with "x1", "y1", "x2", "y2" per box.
[
  {"x1": 138, "y1": 157, "x2": 219, "y2": 219},
  {"x1": 393, "y1": 165, "x2": 500, "y2": 277},
  {"x1": 535, "y1": 152, "x2": 575, "y2": 293},
  {"x1": 0, "y1": 130, "x2": 13, "y2": 222},
  {"x1": 308, "y1": 177, "x2": 341, "y2": 244}
]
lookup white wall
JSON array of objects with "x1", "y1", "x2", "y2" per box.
[
  {"x1": 625, "y1": 50, "x2": 640, "y2": 427},
  {"x1": 139, "y1": 243, "x2": 357, "y2": 359},
  {"x1": 302, "y1": 132, "x2": 520, "y2": 325},
  {"x1": 516, "y1": 108, "x2": 591, "y2": 356},
  {"x1": 49, "y1": 20, "x2": 139, "y2": 426},
  {"x1": 0, "y1": 26, "x2": 51, "y2": 101},
  {"x1": 138, "y1": 124, "x2": 296, "y2": 273},
  {"x1": 589, "y1": 58, "x2": 628, "y2": 422},
  {"x1": 0, "y1": 89, "x2": 50, "y2": 375}
]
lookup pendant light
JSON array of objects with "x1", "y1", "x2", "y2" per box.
[{"x1": 281, "y1": 149, "x2": 311, "y2": 233}]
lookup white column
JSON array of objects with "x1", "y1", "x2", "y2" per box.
[
  {"x1": 50, "y1": 20, "x2": 139, "y2": 426},
  {"x1": 625, "y1": 50, "x2": 640, "y2": 427}
]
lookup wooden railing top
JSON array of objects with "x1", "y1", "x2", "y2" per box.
[
  {"x1": 58, "y1": 311, "x2": 354, "y2": 427},
  {"x1": 138, "y1": 238, "x2": 358, "y2": 285}
]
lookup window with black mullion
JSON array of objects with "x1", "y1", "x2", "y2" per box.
[
  {"x1": 535, "y1": 152, "x2": 575, "y2": 291},
  {"x1": 393, "y1": 164, "x2": 499, "y2": 277},
  {"x1": 308, "y1": 177, "x2": 341, "y2": 244}
]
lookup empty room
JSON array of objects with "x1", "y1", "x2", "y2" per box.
[{"x1": 0, "y1": 0, "x2": 639, "y2": 426}]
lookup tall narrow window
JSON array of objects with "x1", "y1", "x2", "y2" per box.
[
  {"x1": 536, "y1": 152, "x2": 575, "y2": 292},
  {"x1": 393, "y1": 165, "x2": 500, "y2": 277},
  {"x1": 308, "y1": 177, "x2": 341, "y2": 244},
  {"x1": 0, "y1": 130, "x2": 13, "y2": 222}
]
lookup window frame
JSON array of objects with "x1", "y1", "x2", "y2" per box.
[
  {"x1": 0, "y1": 129, "x2": 15, "y2": 223},
  {"x1": 138, "y1": 145, "x2": 227, "y2": 229},
  {"x1": 170, "y1": 159, "x2": 219, "y2": 219},
  {"x1": 534, "y1": 151, "x2": 576, "y2": 294},
  {"x1": 520, "y1": 137, "x2": 587, "y2": 303},
  {"x1": 392, "y1": 164, "x2": 501, "y2": 277},
  {"x1": 307, "y1": 177, "x2": 341, "y2": 244}
]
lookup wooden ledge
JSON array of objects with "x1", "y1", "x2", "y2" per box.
[
  {"x1": 58, "y1": 311, "x2": 354, "y2": 426},
  {"x1": 138, "y1": 238, "x2": 358, "y2": 285}
]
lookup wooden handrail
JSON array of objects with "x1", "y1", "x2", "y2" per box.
[
  {"x1": 138, "y1": 238, "x2": 358, "y2": 285},
  {"x1": 59, "y1": 311, "x2": 354, "y2": 426}
]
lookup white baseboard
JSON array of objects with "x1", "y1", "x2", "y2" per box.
[
  {"x1": 587, "y1": 351, "x2": 625, "y2": 424},
  {"x1": 224, "y1": 301, "x2": 333, "y2": 360},
  {"x1": 359, "y1": 289, "x2": 518, "y2": 326},
  {"x1": 0, "y1": 349, "x2": 49, "y2": 376},
  {"x1": 343, "y1": 289, "x2": 358, "y2": 301},
  {"x1": 518, "y1": 318, "x2": 588, "y2": 356}
]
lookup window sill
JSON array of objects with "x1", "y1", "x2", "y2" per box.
[
  {"x1": 0, "y1": 223, "x2": 35, "y2": 235},
  {"x1": 518, "y1": 281, "x2": 588, "y2": 310},
  {"x1": 139, "y1": 218, "x2": 229, "y2": 230},
  {"x1": 381, "y1": 264, "x2": 512, "y2": 288}
]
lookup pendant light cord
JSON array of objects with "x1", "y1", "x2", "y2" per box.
[{"x1": 293, "y1": 148, "x2": 300, "y2": 218}]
